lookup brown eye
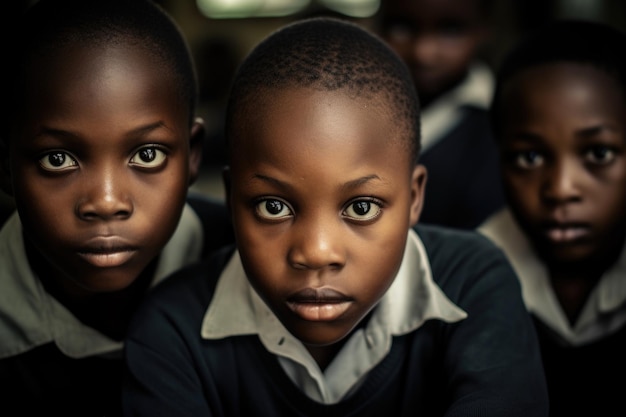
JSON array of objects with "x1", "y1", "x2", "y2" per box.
[
  {"x1": 343, "y1": 199, "x2": 382, "y2": 222},
  {"x1": 39, "y1": 151, "x2": 78, "y2": 171},
  {"x1": 129, "y1": 146, "x2": 167, "y2": 168},
  {"x1": 585, "y1": 146, "x2": 615, "y2": 165},
  {"x1": 255, "y1": 198, "x2": 292, "y2": 220},
  {"x1": 514, "y1": 150, "x2": 544, "y2": 169}
]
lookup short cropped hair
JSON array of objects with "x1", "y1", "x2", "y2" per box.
[
  {"x1": 4, "y1": 0, "x2": 198, "y2": 143},
  {"x1": 225, "y1": 17, "x2": 421, "y2": 165},
  {"x1": 491, "y1": 19, "x2": 626, "y2": 137}
]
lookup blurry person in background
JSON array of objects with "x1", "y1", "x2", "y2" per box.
[
  {"x1": 376, "y1": 0, "x2": 504, "y2": 229},
  {"x1": 480, "y1": 19, "x2": 626, "y2": 417}
]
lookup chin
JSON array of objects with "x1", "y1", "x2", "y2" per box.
[
  {"x1": 290, "y1": 321, "x2": 354, "y2": 347},
  {"x1": 73, "y1": 269, "x2": 144, "y2": 294}
]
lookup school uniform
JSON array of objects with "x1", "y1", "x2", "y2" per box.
[
  {"x1": 479, "y1": 208, "x2": 626, "y2": 416},
  {"x1": 123, "y1": 225, "x2": 549, "y2": 416},
  {"x1": 0, "y1": 194, "x2": 233, "y2": 417},
  {"x1": 418, "y1": 63, "x2": 505, "y2": 230}
]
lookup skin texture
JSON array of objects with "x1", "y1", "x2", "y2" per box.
[
  {"x1": 226, "y1": 88, "x2": 425, "y2": 369},
  {"x1": 3, "y1": 40, "x2": 203, "y2": 307},
  {"x1": 378, "y1": 0, "x2": 488, "y2": 108},
  {"x1": 498, "y1": 63, "x2": 626, "y2": 322}
]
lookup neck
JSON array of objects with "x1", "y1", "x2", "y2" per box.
[
  {"x1": 306, "y1": 340, "x2": 346, "y2": 372},
  {"x1": 547, "y1": 244, "x2": 623, "y2": 325}
]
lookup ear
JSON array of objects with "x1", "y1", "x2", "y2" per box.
[
  {"x1": 187, "y1": 117, "x2": 206, "y2": 186},
  {"x1": 408, "y1": 164, "x2": 427, "y2": 227},
  {"x1": 222, "y1": 165, "x2": 232, "y2": 213}
]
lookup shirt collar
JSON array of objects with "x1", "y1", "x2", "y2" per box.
[
  {"x1": 0, "y1": 203, "x2": 203, "y2": 359},
  {"x1": 202, "y1": 228, "x2": 466, "y2": 403},
  {"x1": 479, "y1": 208, "x2": 626, "y2": 345}
]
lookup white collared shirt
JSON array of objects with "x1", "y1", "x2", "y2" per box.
[
  {"x1": 201, "y1": 228, "x2": 467, "y2": 404},
  {"x1": 0, "y1": 203, "x2": 204, "y2": 359},
  {"x1": 420, "y1": 62, "x2": 494, "y2": 152},
  {"x1": 479, "y1": 208, "x2": 626, "y2": 346}
]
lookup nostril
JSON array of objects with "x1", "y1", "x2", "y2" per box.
[
  {"x1": 75, "y1": 198, "x2": 133, "y2": 220},
  {"x1": 291, "y1": 262, "x2": 308, "y2": 270}
]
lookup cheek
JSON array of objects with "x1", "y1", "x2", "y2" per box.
[
  {"x1": 350, "y1": 225, "x2": 408, "y2": 300},
  {"x1": 14, "y1": 172, "x2": 74, "y2": 228},
  {"x1": 136, "y1": 176, "x2": 189, "y2": 238},
  {"x1": 233, "y1": 210, "x2": 284, "y2": 283},
  {"x1": 594, "y1": 182, "x2": 626, "y2": 224},
  {"x1": 503, "y1": 174, "x2": 540, "y2": 215},
  {"x1": 442, "y1": 40, "x2": 477, "y2": 71}
]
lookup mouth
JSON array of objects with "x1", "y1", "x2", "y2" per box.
[
  {"x1": 77, "y1": 237, "x2": 138, "y2": 268},
  {"x1": 541, "y1": 223, "x2": 590, "y2": 243},
  {"x1": 286, "y1": 288, "x2": 353, "y2": 322}
]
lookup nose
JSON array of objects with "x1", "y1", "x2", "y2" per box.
[
  {"x1": 541, "y1": 158, "x2": 583, "y2": 204},
  {"x1": 75, "y1": 167, "x2": 133, "y2": 221},
  {"x1": 288, "y1": 215, "x2": 346, "y2": 271}
]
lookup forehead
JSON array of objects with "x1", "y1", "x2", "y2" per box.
[
  {"x1": 25, "y1": 37, "x2": 170, "y2": 88},
  {"x1": 10, "y1": 40, "x2": 188, "y2": 146},
  {"x1": 501, "y1": 62, "x2": 626, "y2": 122},
  {"x1": 19, "y1": 40, "x2": 182, "y2": 118},
  {"x1": 230, "y1": 87, "x2": 410, "y2": 172}
]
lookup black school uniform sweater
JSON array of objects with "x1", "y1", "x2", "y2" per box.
[{"x1": 123, "y1": 225, "x2": 549, "y2": 417}]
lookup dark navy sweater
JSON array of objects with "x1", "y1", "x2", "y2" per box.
[{"x1": 123, "y1": 225, "x2": 549, "y2": 417}]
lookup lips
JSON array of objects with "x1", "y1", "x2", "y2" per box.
[
  {"x1": 541, "y1": 222, "x2": 590, "y2": 243},
  {"x1": 286, "y1": 288, "x2": 353, "y2": 322},
  {"x1": 77, "y1": 237, "x2": 138, "y2": 268}
]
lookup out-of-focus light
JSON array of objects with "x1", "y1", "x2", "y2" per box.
[
  {"x1": 196, "y1": 0, "x2": 310, "y2": 18},
  {"x1": 319, "y1": 0, "x2": 379, "y2": 17}
]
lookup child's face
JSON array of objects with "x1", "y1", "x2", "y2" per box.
[
  {"x1": 227, "y1": 88, "x2": 425, "y2": 348},
  {"x1": 498, "y1": 62, "x2": 626, "y2": 266},
  {"x1": 380, "y1": 0, "x2": 487, "y2": 104},
  {"x1": 8, "y1": 41, "x2": 200, "y2": 293}
]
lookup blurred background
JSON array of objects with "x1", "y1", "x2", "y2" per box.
[{"x1": 2, "y1": 0, "x2": 625, "y2": 214}]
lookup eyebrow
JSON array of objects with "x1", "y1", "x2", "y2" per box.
[
  {"x1": 36, "y1": 121, "x2": 170, "y2": 141},
  {"x1": 252, "y1": 173, "x2": 382, "y2": 191},
  {"x1": 341, "y1": 174, "x2": 382, "y2": 191},
  {"x1": 126, "y1": 121, "x2": 172, "y2": 136},
  {"x1": 575, "y1": 124, "x2": 619, "y2": 139},
  {"x1": 509, "y1": 124, "x2": 619, "y2": 139}
]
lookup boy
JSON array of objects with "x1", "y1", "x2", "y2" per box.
[
  {"x1": 375, "y1": 0, "x2": 504, "y2": 229},
  {"x1": 123, "y1": 17, "x2": 548, "y2": 416},
  {"x1": 479, "y1": 19, "x2": 626, "y2": 417},
  {"x1": 0, "y1": 0, "x2": 233, "y2": 415}
]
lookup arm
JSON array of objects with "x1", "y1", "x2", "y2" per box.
[
  {"x1": 122, "y1": 260, "x2": 224, "y2": 417},
  {"x1": 440, "y1": 238, "x2": 549, "y2": 416}
]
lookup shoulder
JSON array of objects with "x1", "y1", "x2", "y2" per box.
[
  {"x1": 415, "y1": 223, "x2": 506, "y2": 266},
  {"x1": 414, "y1": 224, "x2": 521, "y2": 307},
  {"x1": 129, "y1": 245, "x2": 236, "y2": 338}
]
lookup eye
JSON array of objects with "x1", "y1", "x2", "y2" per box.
[
  {"x1": 255, "y1": 198, "x2": 292, "y2": 220},
  {"x1": 38, "y1": 151, "x2": 78, "y2": 171},
  {"x1": 585, "y1": 145, "x2": 615, "y2": 165},
  {"x1": 384, "y1": 21, "x2": 413, "y2": 42},
  {"x1": 437, "y1": 20, "x2": 469, "y2": 37},
  {"x1": 129, "y1": 146, "x2": 167, "y2": 168},
  {"x1": 513, "y1": 150, "x2": 544, "y2": 169},
  {"x1": 343, "y1": 199, "x2": 382, "y2": 222}
]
